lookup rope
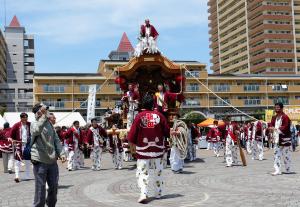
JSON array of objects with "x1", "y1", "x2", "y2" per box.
[
  {"x1": 184, "y1": 68, "x2": 258, "y2": 121},
  {"x1": 170, "y1": 119, "x2": 189, "y2": 159},
  {"x1": 56, "y1": 71, "x2": 115, "y2": 125}
]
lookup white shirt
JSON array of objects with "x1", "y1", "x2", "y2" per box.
[
  {"x1": 145, "y1": 27, "x2": 151, "y2": 37},
  {"x1": 21, "y1": 124, "x2": 28, "y2": 143}
]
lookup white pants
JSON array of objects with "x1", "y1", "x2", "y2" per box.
[
  {"x1": 212, "y1": 142, "x2": 221, "y2": 157},
  {"x1": 67, "y1": 148, "x2": 83, "y2": 170},
  {"x1": 225, "y1": 137, "x2": 238, "y2": 166},
  {"x1": 188, "y1": 143, "x2": 197, "y2": 161},
  {"x1": 169, "y1": 146, "x2": 184, "y2": 171},
  {"x1": 123, "y1": 149, "x2": 133, "y2": 162},
  {"x1": 2, "y1": 152, "x2": 14, "y2": 173},
  {"x1": 112, "y1": 149, "x2": 123, "y2": 169},
  {"x1": 162, "y1": 152, "x2": 168, "y2": 169},
  {"x1": 274, "y1": 145, "x2": 292, "y2": 173},
  {"x1": 252, "y1": 140, "x2": 264, "y2": 160},
  {"x1": 246, "y1": 140, "x2": 252, "y2": 154},
  {"x1": 91, "y1": 146, "x2": 103, "y2": 170},
  {"x1": 207, "y1": 142, "x2": 212, "y2": 150},
  {"x1": 136, "y1": 158, "x2": 164, "y2": 198},
  {"x1": 15, "y1": 160, "x2": 31, "y2": 179},
  {"x1": 127, "y1": 110, "x2": 138, "y2": 130}
]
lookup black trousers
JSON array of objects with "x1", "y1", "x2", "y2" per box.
[{"x1": 33, "y1": 162, "x2": 59, "y2": 207}]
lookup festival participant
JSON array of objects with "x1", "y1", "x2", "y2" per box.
[
  {"x1": 269, "y1": 102, "x2": 292, "y2": 176},
  {"x1": 0, "y1": 122, "x2": 14, "y2": 173},
  {"x1": 127, "y1": 94, "x2": 170, "y2": 203},
  {"x1": 187, "y1": 122, "x2": 199, "y2": 161},
  {"x1": 122, "y1": 83, "x2": 140, "y2": 130},
  {"x1": 65, "y1": 121, "x2": 84, "y2": 171},
  {"x1": 154, "y1": 83, "x2": 181, "y2": 115},
  {"x1": 135, "y1": 19, "x2": 159, "y2": 56},
  {"x1": 86, "y1": 118, "x2": 107, "y2": 171},
  {"x1": 222, "y1": 117, "x2": 239, "y2": 167},
  {"x1": 108, "y1": 125, "x2": 123, "y2": 170},
  {"x1": 207, "y1": 120, "x2": 221, "y2": 157},
  {"x1": 251, "y1": 120, "x2": 264, "y2": 161},
  {"x1": 10, "y1": 112, "x2": 31, "y2": 182},
  {"x1": 246, "y1": 122, "x2": 253, "y2": 154}
]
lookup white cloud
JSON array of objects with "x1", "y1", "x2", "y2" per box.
[{"x1": 6, "y1": 0, "x2": 208, "y2": 44}]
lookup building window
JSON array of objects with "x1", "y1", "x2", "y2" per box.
[
  {"x1": 244, "y1": 84, "x2": 259, "y2": 91},
  {"x1": 214, "y1": 98, "x2": 230, "y2": 106},
  {"x1": 43, "y1": 85, "x2": 65, "y2": 93},
  {"x1": 183, "y1": 98, "x2": 200, "y2": 106},
  {"x1": 186, "y1": 83, "x2": 199, "y2": 92},
  {"x1": 271, "y1": 96, "x2": 289, "y2": 105},
  {"x1": 79, "y1": 84, "x2": 89, "y2": 93},
  {"x1": 213, "y1": 84, "x2": 230, "y2": 92},
  {"x1": 272, "y1": 84, "x2": 288, "y2": 91},
  {"x1": 185, "y1": 71, "x2": 200, "y2": 78}
]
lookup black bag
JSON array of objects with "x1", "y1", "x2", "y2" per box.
[
  {"x1": 23, "y1": 138, "x2": 32, "y2": 160},
  {"x1": 23, "y1": 136, "x2": 37, "y2": 160}
]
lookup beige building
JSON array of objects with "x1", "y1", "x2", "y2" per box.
[
  {"x1": 34, "y1": 58, "x2": 300, "y2": 120},
  {"x1": 0, "y1": 29, "x2": 6, "y2": 84},
  {"x1": 208, "y1": 0, "x2": 300, "y2": 75}
]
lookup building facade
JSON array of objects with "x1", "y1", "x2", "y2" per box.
[
  {"x1": 0, "y1": 16, "x2": 35, "y2": 112},
  {"x1": 34, "y1": 57, "x2": 300, "y2": 120},
  {"x1": 208, "y1": 0, "x2": 300, "y2": 75}
]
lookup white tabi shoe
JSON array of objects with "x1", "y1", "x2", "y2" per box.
[{"x1": 271, "y1": 171, "x2": 282, "y2": 176}]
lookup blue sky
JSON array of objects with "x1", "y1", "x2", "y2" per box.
[{"x1": 1, "y1": 0, "x2": 210, "y2": 73}]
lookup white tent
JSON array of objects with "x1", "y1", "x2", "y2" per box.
[
  {"x1": 54, "y1": 112, "x2": 86, "y2": 127},
  {"x1": 3, "y1": 112, "x2": 35, "y2": 126},
  {"x1": 0, "y1": 115, "x2": 7, "y2": 128},
  {"x1": 3, "y1": 112, "x2": 86, "y2": 127}
]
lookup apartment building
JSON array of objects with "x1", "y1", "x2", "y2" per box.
[
  {"x1": 208, "y1": 0, "x2": 300, "y2": 75},
  {"x1": 0, "y1": 15, "x2": 35, "y2": 112}
]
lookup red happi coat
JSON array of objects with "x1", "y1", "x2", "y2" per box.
[
  {"x1": 219, "y1": 123, "x2": 239, "y2": 144},
  {"x1": 140, "y1": 24, "x2": 159, "y2": 39},
  {"x1": 86, "y1": 125, "x2": 107, "y2": 148},
  {"x1": 127, "y1": 110, "x2": 170, "y2": 159},
  {"x1": 207, "y1": 126, "x2": 221, "y2": 143},
  {"x1": 251, "y1": 121, "x2": 263, "y2": 142},
  {"x1": 0, "y1": 128, "x2": 13, "y2": 153},
  {"x1": 65, "y1": 127, "x2": 84, "y2": 151},
  {"x1": 270, "y1": 113, "x2": 291, "y2": 146},
  {"x1": 10, "y1": 121, "x2": 31, "y2": 160},
  {"x1": 108, "y1": 133, "x2": 123, "y2": 153}
]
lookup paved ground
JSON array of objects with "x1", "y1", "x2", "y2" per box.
[{"x1": 0, "y1": 148, "x2": 300, "y2": 207}]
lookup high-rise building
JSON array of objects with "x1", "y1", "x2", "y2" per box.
[
  {"x1": 208, "y1": 0, "x2": 300, "y2": 75},
  {"x1": 0, "y1": 29, "x2": 7, "y2": 84},
  {"x1": 108, "y1": 32, "x2": 134, "y2": 60},
  {"x1": 0, "y1": 15, "x2": 35, "y2": 112}
]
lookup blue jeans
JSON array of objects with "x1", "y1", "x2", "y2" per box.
[{"x1": 33, "y1": 162, "x2": 59, "y2": 207}]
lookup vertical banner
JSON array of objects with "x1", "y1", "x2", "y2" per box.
[{"x1": 87, "y1": 84, "x2": 97, "y2": 123}]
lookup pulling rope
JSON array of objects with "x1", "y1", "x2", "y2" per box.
[
  {"x1": 184, "y1": 68, "x2": 258, "y2": 121},
  {"x1": 56, "y1": 71, "x2": 115, "y2": 125},
  {"x1": 170, "y1": 119, "x2": 189, "y2": 159}
]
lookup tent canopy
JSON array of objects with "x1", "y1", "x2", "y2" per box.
[
  {"x1": 3, "y1": 112, "x2": 86, "y2": 128},
  {"x1": 197, "y1": 118, "x2": 224, "y2": 128}
]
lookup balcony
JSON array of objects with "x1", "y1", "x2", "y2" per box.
[
  {"x1": 18, "y1": 93, "x2": 33, "y2": 99},
  {"x1": 35, "y1": 86, "x2": 73, "y2": 93}
]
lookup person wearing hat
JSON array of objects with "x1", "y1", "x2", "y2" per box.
[
  {"x1": 30, "y1": 103, "x2": 66, "y2": 207},
  {"x1": 86, "y1": 118, "x2": 107, "y2": 171},
  {"x1": 108, "y1": 124, "x2": 123, "y2": 170},
  {"x1": 0, "y1": 122, "x2": 14, "y2": 173},
  {"x1": 10, "y1": 112, "x2": 31, "y2": 182}
]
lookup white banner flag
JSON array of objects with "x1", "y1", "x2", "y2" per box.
[{"x1": 87, "y1": 84, "x2": 97, "y2": 123}]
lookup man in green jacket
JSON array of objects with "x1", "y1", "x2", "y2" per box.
[{"x1": 31, "y1": 103, "x2": 66, "y2": 207}]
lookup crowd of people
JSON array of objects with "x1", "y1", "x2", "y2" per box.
[{"x1": 0, "y1": 92, "x2": 297, "y2": 205}]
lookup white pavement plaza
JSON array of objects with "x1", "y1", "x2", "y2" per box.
[{"x1": 0, "y1": 149, "x2": 300, "y2": 207}]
